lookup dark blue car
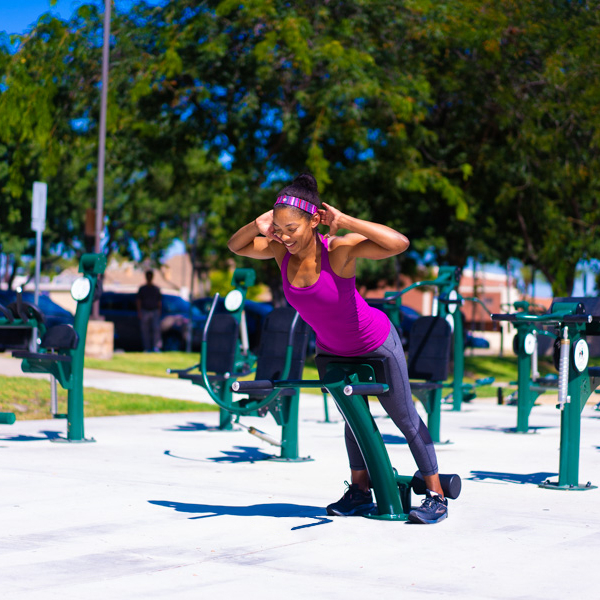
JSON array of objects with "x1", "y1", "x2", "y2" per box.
[{"x1": 99, "y1": 291, "x2": 207, "y2": 352}]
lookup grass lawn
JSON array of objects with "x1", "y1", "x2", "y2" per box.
[
  {"x1": 4, "y1": 350, "x2": 598, "y2": 421},
  {"x1": 0, "y1": 375, "x2": 216, "y2": 421},
  {"x1": 85, "y1": 351, "x2": 195, "y2": 378}
]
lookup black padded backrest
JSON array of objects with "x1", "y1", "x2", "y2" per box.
[
  {"x1": 205, "y1": 314, "x2": 239, "y2": 374},
  {"x1": 254, "y1": 308, "x2": 311, "y2": 386},
  {"x1": 41, "y1": 324, "x2": 79, "y2": 350},
  {"x1": 408, "y1": 316, "x2": 452, "y2": 381}
]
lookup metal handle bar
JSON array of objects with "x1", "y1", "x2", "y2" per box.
[
  {"x1": 344, "y1": 384, "x2": 389, "y2": 396},
  {"x1": 492, "y1": 310, "x2": 590, "y2": 324}
]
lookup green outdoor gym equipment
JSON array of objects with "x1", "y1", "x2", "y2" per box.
[
  {"x1": 495, "y1": 301, "x2": 558, "y2": 433},
  {"x1": 12, "y1": 253, "x2": 106, "y2": 442},
  {"x1": 200, "y1": 293, "x2": 311, "y2": 462},
  {"x1": 169, "y1": 268, "x2": 258, "y2": 431},
  {"x1": 1, "y1": 290, "x2": 50, "y2": 427},
  {"x1": 369, "y1": 266, "x2": 494, "y2": 412},
  {"x1": 233, "y1": 356, "x2": 461, "y2": 520},
  {"x1": 492, "y1": 298, "x2": 600, "y2": 490}
]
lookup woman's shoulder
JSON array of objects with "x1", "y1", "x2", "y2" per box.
[{"x1": 326, "y1": 232, "x2": 367, "y2": 251}]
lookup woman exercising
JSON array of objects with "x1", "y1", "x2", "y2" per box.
[{"x1": 227, "y1": 173, "x2": 448, "y2": 524}]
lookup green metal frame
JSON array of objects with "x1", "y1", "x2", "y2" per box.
[
  {"x1": 201, "y1": 299, "x2": 307, "y2": 461},
  {"x1": 172, "y1": 268, "x2": 258, "y2": 431},
  {"x1": 18, "y1": 253, "x2": 106, "y2": 442},
  {"x1": 376, "y1": 266, "x2": 493, "y2": 417},
  {"x1": 493, "y1": 303, "x2": 599, "y2": 490}
]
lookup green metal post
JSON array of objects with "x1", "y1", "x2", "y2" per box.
[
  {"x1": 515, "y1": 329, "x2": 533, "y2": 433},
  {"x1": 64, "y1": 254, "x2": 106, "y2": 442},
  {"x1": 323, "y1": 365, "x2": 408, "y2": 520},
  {"x1": 451, "y1": 309, "x2": 464, "y2": 411}
]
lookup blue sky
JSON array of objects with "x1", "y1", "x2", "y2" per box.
[
  {"x1": 0, "y1": 1, "x2": 162, "y2": 35},
  {"x1": 1, "y1": 1, "x2": 85, "y2": 35}
]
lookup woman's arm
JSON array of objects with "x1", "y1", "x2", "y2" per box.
[
  {"x1": 319, "y1": 202, "x2": 409, "y2": 260},
  {"x1": 227, "y1": 210, "x2": 283, "y2": 260}
]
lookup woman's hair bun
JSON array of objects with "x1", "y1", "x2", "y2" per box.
[{"x1": 293, "y1": 172, "x2": 318, "y2": 193}]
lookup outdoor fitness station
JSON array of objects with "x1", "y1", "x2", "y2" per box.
[
  {"x1": 4, "y1": 253, "x2": 106, "y2": 442},
  {"x1": 170, "y1": 268, "x2": 258, "y2": 432},
  {"x1": 1, "y1": 289, "x2": 49, "y2": 426},
  {"x1": 367, "y1": 266, "x2": 493, "y2": 436},
  {"x1": 232, "y1": 343, "x2": 461, "y2": 519},
  {"x1": 169, "y1": 270, "x2": 313, "y2": 461},
  {"x1": 492, "y1": 297, "x2": 600, "y2": 490}
]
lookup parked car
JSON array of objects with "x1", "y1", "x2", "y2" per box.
[
  {"x1": 0, "y1": 290, "x2": 74, "y2": 328},
  {"x1": 99, "y1": 291, "x2": 207, "y2": 352},
  {"x1": 0, "y1": 290, "x2": 74, "y2": 351},
  {"x1": 193, "y1": 296, "x2": 273, "y2": 351}
]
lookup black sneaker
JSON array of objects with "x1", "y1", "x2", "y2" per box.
[
  {"x1": 408, "y1": 490, "x2": 448, "y2": 524},
  {"x1": 326, "y1": 482, "x2": 375, "y2": 516}
]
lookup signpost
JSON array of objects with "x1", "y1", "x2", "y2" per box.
[{"x1": 31, "y1": 181, "x2": 47, "y2": 306}]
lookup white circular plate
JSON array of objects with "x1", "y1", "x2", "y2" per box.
[
  {"x1": 523, "y1": 333, "x2": 536, "y2": 355},
  {"x1": 224, "y1": 289, "x2": 243, "y2": 312},
  {"x1": 447, "y1": 290, "x2": 458, "y2": 314},
  {"x1": 71, "y1": 277, "x2": 91, "y2": 302},
  {"x1": 573, "y1": 339, "x2": 589, "y2": 372}
]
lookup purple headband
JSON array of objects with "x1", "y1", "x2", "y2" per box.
[{"x1": 274, "y1": 195, "x2": 318, "y2": 215}]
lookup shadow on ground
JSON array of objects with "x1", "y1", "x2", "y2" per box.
[
  {"x1": 466, "y1": 425, "x2": 556, "y2": 434},
  {"x1": 0, "y1": 430, "x2": 63, "y2": 442},
  {"x1": 149, "y1": 499, "x2": 333, "y2": 530},
  {"x1": 164, "y1": 446, "x2": 275, "y2": 463},
  {"x1": 467, "y1": 471, "x2": 558, "y2": 485}
]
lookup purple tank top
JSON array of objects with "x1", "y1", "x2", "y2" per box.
[{"x1": 281, "y1": 235, "x2": 390, "y2": 356}]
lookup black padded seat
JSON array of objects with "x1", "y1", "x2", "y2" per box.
[
  {"x1": 12, "y1": 324, "x2": 79, "y2": 363},
  {"x1": 407, "y1": 316, "x2": 452, "y2": 383},
  {"x1": 252, "y1": 307, "x2": 311, "y2": 396},
  {"x1": 41, "y1": 324, "x2": 79, "y2": 350},
  {"x1": 314, "y1": 355, "x2": 392, "y2": 398}
]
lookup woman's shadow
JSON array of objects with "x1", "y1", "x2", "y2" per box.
[{"x1": 148, "y1": 499, "x2": 333, "y2": 530}]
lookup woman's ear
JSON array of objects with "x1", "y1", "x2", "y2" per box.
[{"x1": 311, "y1": 212, "x2": 321, "y2": 229}]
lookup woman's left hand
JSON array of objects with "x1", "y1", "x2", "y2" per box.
[{"x1": 318, "y1": 202, "x2": 344, "y2": 237}]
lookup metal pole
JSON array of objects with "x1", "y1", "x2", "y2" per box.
[{"x1": 93, "y1": 0, "x2": 111, "y2": 318}]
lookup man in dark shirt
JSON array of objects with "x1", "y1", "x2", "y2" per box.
[{"x1": 136, "y1": 270, "x2": 162, "y2": 352}]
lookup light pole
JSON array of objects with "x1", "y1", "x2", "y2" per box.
[{"x1": 93, "y1": 0, "x2": 111, "y2": 318}]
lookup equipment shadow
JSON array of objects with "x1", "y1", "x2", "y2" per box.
[
  {"x1": 164, "y1": 421, "x2": 222, "y2": 432},
  {"x1": 164, "y1": 446, "x2": 275, "y2": 463},
  {"x1": 0, "y1": 430, "x2": 63, "y2": 442},
  {"x1": 467, "y1": 470, "x2": 558, "y2": 485},
  {"x1": 149, "y1": 499, "x2": 333, "y2": 530},
  {"x1": 466, "y1": 425, "x2": 556, "y2": 434}
]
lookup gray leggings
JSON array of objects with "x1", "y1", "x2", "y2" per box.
[{"x1": 317, "y1": 325, "x2": 439, "y2": 477}]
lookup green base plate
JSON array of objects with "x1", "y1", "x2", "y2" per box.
[
  {"x1": 538, "y1": 480, "x2": 597, "y2": 491},
  {"x1": 363, "y1": 512, "x2": 409, "y2": 521},
  {"x1": 264, "y1": 455, "x2": 314, "y2": 463},
  {"x1": 50, "y1": 437, "x2": 96, "y2": 444}
]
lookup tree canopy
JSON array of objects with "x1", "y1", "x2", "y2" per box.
[{"x1": 1, "y1": 0, "x2": 598, "y2": 296}]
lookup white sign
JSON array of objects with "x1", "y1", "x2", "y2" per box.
[{"x1": 32, "y1": 181, "x2": 47, "y2": 232}]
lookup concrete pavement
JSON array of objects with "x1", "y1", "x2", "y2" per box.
[{"x1": 1, "y1": 354, "x2": 599, "y2": 599}]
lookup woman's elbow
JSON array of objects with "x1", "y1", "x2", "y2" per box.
[{"x1": 393, "y1": 233, "x2": 410, "y2": 255}]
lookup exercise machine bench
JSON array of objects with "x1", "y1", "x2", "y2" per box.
[{"x1": 234, "y1": 355, "x2": 461, "y2": 520}]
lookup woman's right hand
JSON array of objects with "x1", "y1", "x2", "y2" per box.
[{"x1": 255, "y1": 210, "x2": 282, "y2": 243}]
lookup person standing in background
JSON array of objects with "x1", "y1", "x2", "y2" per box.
[{"x1": 137, "y1": 270, "x2": 162, "y2": 352}]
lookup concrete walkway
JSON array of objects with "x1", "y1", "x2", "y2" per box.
[{"x1": 1, "y1": 355, "x2": 599, "y2": 599}]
